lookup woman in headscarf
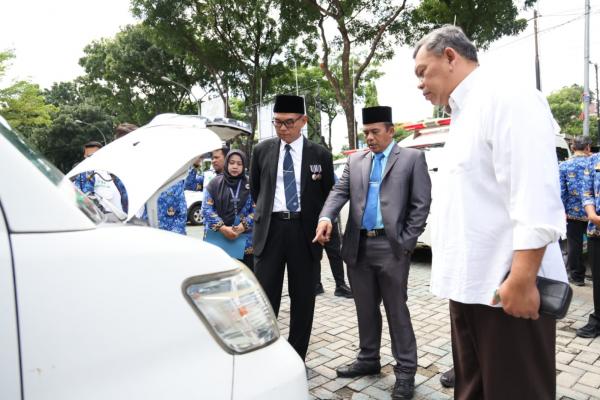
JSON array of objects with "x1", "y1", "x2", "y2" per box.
[{"x1": 202, "y1": 149, "x2": 255, "y2": 270}]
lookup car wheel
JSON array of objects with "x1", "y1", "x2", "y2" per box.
[{"x1": 188, "y1": 203, "x2": 203, "y2": 225}]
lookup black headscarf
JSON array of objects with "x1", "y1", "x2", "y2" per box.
[{"x1": 206, "y1": 149, "x2": 250, "y2": 226}]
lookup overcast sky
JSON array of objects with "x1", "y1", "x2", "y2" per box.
[{"x1": 1, "y1": 0, "x2": 599, "y2": 151}]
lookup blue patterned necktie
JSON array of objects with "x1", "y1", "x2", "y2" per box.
[
  {"x1": 362, "y1": 152, "x2": 385, "y2": 230},
  {"x1": 283, "y1": 144, "x2": 299, "y2": 211}
]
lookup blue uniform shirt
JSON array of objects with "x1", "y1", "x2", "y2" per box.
[
  {"x1": 582, "y1": 153, "x2": 600, "y2": 237},
  {"x1": 184, "y1": 166, "x2": 204, "y2": 191},
  {"x1": 559, "y1": 154, "x2": 589, "y2": 221}
]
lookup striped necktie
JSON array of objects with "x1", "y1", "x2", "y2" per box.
[{"x1": 283, "y1": 144, "x2": 298, "y2": 211}]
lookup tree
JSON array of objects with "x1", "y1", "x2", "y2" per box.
[
  {"x1": 131, "y1": 0, "x2": 318, "y2": 154},
  {"x1": 270, "y1": 62, "x2": 381, "y2": 149},
  {"x1": 79, "y1": 24, "x2": 201, "y2": 125},
  {"x1": 0, "y1": 50, "x2": 57, "y2": 133},
  {"x1": 548, "y1": 84, "x2": 599, "y2": 140},
  {"x1": 303, "y1": 0, "x2": 538, "y2": 148}
]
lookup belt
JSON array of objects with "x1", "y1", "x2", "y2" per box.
[
  {"x1": 360, "y1": 229, "x2": 386, "y2": 238},
  {"x1": 272, "y1": 211, "x2": 301, "y2": 220}
]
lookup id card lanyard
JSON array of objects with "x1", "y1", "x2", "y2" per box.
[{"x1": 229, "y1": 180, "x2": 242, "y2": 225}]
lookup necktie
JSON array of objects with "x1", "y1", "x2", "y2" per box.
[
  {"x1": 362, "y1": 152, "x2": 385, "y2": 230},
  {"x1": 283, "y1": 144, "x2": 298, "y2": 211}
]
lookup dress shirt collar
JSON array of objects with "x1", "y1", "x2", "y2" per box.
[
  {"x1": 373, "y1": 140, "x2": 396, "y2": 160},
  {"x1": 280, "y1": 134, "x2": 304, "y2": 154},
  {"x1": 449, "y1": 67, "x2": 481, "y2": 114}
]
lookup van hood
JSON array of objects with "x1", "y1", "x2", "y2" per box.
[{"x1": 67, "y1": 114, "x2": 249, "y2": 221}]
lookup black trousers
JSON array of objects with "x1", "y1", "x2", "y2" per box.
[
  {"x1": 240, "y1": 253, "x2": 254, "y2": 272},
  {"x1": 254, "y1": 217, "x2": 319, "y2": 360},
  {"x1": 586, "y1": 237, "x2": 600, "y2": 327},
  {"x1": 318, "y1": 220, "x2": 346, "y2": 286},
  {"x1": 449, "y1": 300, "x2": 556, "y2": 400},
  {"x1": 566, "y1": 219, "x2": 588, "y2": 282}
]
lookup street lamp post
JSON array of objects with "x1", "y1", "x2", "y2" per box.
[
  {"x1": 161, "y1": 76, "x2": 201, "y2": 116},
  {"x1": 75, "y1": 120, "x2": 107, "y2": 145}
]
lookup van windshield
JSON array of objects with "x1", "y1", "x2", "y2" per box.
[
  {"x1": 0, "y1": 121, "x2": 104, "y2": 224},
  {"x1": 0, "y1": 121, "x2": 63, "y2": 185}
]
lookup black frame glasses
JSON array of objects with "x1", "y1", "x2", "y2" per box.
[{"x1": 272, "y1": 115, "x2": 303, "y2": 128}]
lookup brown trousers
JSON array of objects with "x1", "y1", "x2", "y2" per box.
[{"x1": 450, "y1": 300, "x2": 556, "y2": 400}]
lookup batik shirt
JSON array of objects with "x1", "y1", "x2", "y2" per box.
[
  {"x1": 184, "y1": 166, "x2": 204, "y2": 191},
  {"x1": 582, "y1": 153, "x2": 600, "y2": 237},
  {"x1": 72, "y1": 171, "x2": 95, "y2": 194},
  {"x1": 155, "y1": 180, "x2": 188, "y2": 235},
  {"x1": 559, "y1": 154, "x2": 589, "y2": 220},
  {"x1": 202, "y1": 191, "x2": 255, "y2": 255}
]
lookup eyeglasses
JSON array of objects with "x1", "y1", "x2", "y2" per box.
[{"x1": 272, "y1": 115, "x2": 303, "y2": 128}]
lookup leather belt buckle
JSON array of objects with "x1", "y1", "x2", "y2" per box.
[
  {"x1": 366, "y1": 230, "x2": 377, "y2": 238},
  {"x1": 281, "y1": 211, "x2": 291, "y2": 220}
]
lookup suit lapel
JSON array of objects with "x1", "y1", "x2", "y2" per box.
[
  {"x1": 361, "y1": 151, "x2": 372, "y2": 195},
  {"x1": 381, "y1": 144, "x2": 400, "y2": 181},
  {"x1": 268, "y1": 138, "x2": 280, "y2": 191},
  {"x1": 300, "y1": 137, "x2": 310, "y2": 196}
]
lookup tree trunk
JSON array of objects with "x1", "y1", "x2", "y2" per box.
[{"x1": 343, "y1": 102, "x2": 356, "y2": 149}]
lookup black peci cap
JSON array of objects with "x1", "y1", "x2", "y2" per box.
[
  {"x1": 273, "y1": 95, "x2": 305, "y2": 114},
  {"x1": 362, "y1": 106, "x2": 392, "y2": 124}
]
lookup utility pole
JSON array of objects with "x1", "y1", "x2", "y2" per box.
[
  {"x1": 534, "y1": 9, "x2": 541, "y2": 91},
  {"x1": 593, "y1": 62, "x2": 600, "y2": 144},
  {"x1": 583, "y1": 0, "x2": 591, "y2": 136}
]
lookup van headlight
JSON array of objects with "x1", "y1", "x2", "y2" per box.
[{"x1": 183, "y1": 264, "x2": 279, "y2": 354}]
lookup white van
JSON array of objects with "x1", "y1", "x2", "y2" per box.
[
  {"x1": 0, "y1": 115, "x2": 307, "y2": 400},
  {"x1": 398, "y1": 118, "x2": 571, "y2": 247}
]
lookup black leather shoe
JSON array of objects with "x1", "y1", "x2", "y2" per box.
[
  {"x1": 315, "y1": 282, "x2": 325, "y2": 295},
  {"x1": 576, "y1": 322, "x2": 600, "y2": 338},
  {"x1": 440, "y1": 368, "x2": 455, "y2": 388},
  {"x1": 392, "y1": 377, "x2": 415, "y2": 399},
  {"x1": 336, "y1": 361, "x2": 380, "y2": 378},
  {"x1": 569, "y1": 276, "x2": 585, "y2": 287},
  {"x1": 334, "y1": 283, "x2": 353, "y2": 298}
]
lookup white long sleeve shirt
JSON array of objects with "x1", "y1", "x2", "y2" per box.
[
  {"x1": 430, "y1": 67, "x2": 567, "y2": 305},
  {"x1": 273, "y1": 135, "x2": 303, "y2": 212}
]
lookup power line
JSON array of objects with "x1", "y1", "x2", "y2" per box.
[{"x1": 490, "y1": 10, "x2": 600, "y2": 52}]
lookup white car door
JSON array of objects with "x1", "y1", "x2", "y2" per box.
[{"x1": 0, "y1": 203, "x2": 22, "y2": 399}]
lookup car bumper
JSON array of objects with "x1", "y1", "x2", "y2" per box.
[{"x1": 232, "y1": 338, "x2": 308, "y2": 400}]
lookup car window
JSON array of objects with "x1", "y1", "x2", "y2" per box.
[{"x1": 0, "y1": 122, "x2": 104, "y2": 224}]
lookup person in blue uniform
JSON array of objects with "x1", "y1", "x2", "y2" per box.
[
  {"x1": 559, "y1": 136, "x2": 591, "y2": 286},
  {"x1": 72, "y1": 141, "x2": 103, "y2": 194},
  {"x1": 202, "y1": 149, "x2": 255, "y2": 269},
  {"x1": 579, "y1": 150, "x2": 600, "y2": 338},
  {"x1": 113, "y1": 122, "x2": 188, "y2": 234},
  {"x1": 184, "y1": 146, "x2": 229, "y2": 191}
]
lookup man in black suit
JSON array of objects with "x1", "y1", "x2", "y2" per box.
[{"x1": 250, "y1": 94, "x2": 334, "y2": 360}]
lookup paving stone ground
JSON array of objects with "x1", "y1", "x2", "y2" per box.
[{"x1": 275, "y1": 249, "x2": 600, "y2": 400}]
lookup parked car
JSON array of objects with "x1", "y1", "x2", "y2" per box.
[
  {"x1": 0, "y1": 115, "x2": 308, "y2": 400},
  {"x1": 398, "y1": 117, "x2": 571, "y2": 247}
]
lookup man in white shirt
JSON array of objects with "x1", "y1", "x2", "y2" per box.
[{"x1": 413, "y1": 25, "x2": 567, "y2": 399}]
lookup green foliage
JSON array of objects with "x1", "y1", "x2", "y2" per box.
[
  {"x1": 131, "y1": 0, "x2": 319, "y2": 153},
  {"x1": 547, "y1": 84, "x2": 599, "y2": 141},
  {"x1": 31, "y1": 103, "x2": 114, "y2": 172},
  {"x1": 407, "y1": 0, "x2": 537, "y2": 49},
  {"x1": 303, "y1": 0, "x2": 537, "y2": 148},
  {"x1": 79, "y1": 24, "x2": 199, "y2": 125},
  {"x1": 0, "y1": 50, "x2": 58, "y2": 134}
]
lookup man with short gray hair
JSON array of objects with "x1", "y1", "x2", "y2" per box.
[
  {"x1": 560, "y1": 136, "x2": 591, "y2": 286},
  {"x1": 414, "y1": 25, "x2": 567, "y2": 399}
]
